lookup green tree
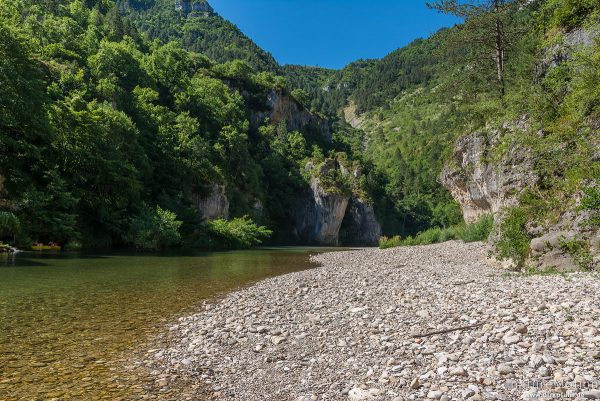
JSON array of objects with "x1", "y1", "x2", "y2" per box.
[
  {"x1": 130, "y1": 205, "x2": 182, "y2": 250},
  {"x1": 205, "y1": 216, "x2": 272, "y2": 249},
  {"x1": 291, "y1": 88, "x2": 310, "y2": 107},
  {"x1": 18, "y1": 173, "x2": 79, "y2": 245},
  {"x1": 427, "y1": 0, "x2": 526, "y2": 98}
]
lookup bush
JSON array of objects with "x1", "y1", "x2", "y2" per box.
[
  {"x1": 543, "y1": 0, "x2": 600, "y2": 29},
  {"x1": 495, "y1": 208, "x2": 531, "y2": 267},
  {"x1": 459, "y1": 214, "x2": 494, "y2": 242},
  {"x1": 560, "y1": 238, "x2": 594, "y2": 271},
  {"x1": 379, "y1": 235, "x2": 403, "y2": 249},
  {"x1": 130, "y1": 206, "x2": 182, "y2": 250},
  {"x1": 0, "y1": 211, "x2": 20, "y2": 240},
  {"x1": 205, "y1": 216, "x2": 272, "y2": 249},
  {"x1": 378, "y1": 214, "x2": 493, "y2": 249},
  {"x1": 581, "y1": 184, "x2": 600, "y2": 227}
]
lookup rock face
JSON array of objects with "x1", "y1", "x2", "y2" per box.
[
  {"x1": 528, "y1": 193, "x2": 599, "y2": 271},
  {"x1": 251, "y1": 91, "x2": 331, "y2": 142},
  {"x1": 343, "y1": 102, "x2": 365, "y2": 129},
  {"x1": 175, "y1": 0, "x2": 214, "y2": 15},
  {"x1": 440, "y1": 118, "x2": 538, "y2": 223},
  {"x1": 292, "y1": 160, "x2": 382, "y2": 246},
  {"x1": 193, "y1": 184, "x2": 229, "y2": 221},
  {"x1": 537, "y1": 25, "x2": 600, "y2": 78},
  {"x1": 293, "y1": 162, "x2": 350, "y2": 246},
  {"x1": 442, "y1": 118, "x2": 598, "y2": 271},
  {"x1": 340, "y1": 197, "x2": 382, "y2": 246}
]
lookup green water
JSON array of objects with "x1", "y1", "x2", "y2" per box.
[{"x1": 0, "y1": 248, "x2": 323, "y2": 400}]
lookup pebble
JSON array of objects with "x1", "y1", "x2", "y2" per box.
[{"x1": 138, "y1": 242, "x2": 600, "y2": 400}]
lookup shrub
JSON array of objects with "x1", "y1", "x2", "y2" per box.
[
  {"x1": 543, "y1": 0, "x2": 600, "y2": 29},
  {"x1": 581, "y1": 184, "x2": 600, "y2": 227},
  {"x1": 459, "y1": 214, "x2": 494, "y2": 242},
  {"x1": 0, "y1": 211, "x2": 20, "y2": 239},
  {"x1": 378, "y1": 214, "x2": 493, "y2": 249},
  {"x1": 495, "y1": 208, "x2": 531, "y2": 267},
  {"x1": 560, "y1": 238, "x2": 594, "y2": 271},
  {"x1": 205, "y1": 216, "x2": 272, "y2": 249},
  {"x1": 379, "y1": 235, "x2": 402, "y2": 249},
  {"x1": 130, "y1": 206, "x2": 182, "y2": 250}
]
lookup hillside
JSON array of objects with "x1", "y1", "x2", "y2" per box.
[
  {"x1": 293, "y1": 0, "x2": 600, "y2": 269},
  {"x1": 119, "y1": 0, "x2": 280, "y2": 72},
  {"x1": 0, "y1": 0, "x2": 598, "y2": 269},
  {"x1": 0, "y1": 0, "x2": 377, "y2": 250}
]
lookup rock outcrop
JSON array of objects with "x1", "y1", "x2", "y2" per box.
[
  {"x1": 292, "y1": 160, "x2": 382, "y2": 246},
  {"x1": 339, "y1": 197, "x2": 382, "y2": 246},
  {"x1": 293, "y1": 161, "x2": 350, "y2": 246},
  {"x1": 251, "y1": 91, "x2": 331, "y2": 142},
  {"x1": 343, "y1": 102, "x2": 365, "y2": 129},
  {"x1": 193, "y1": 184, "x2": 229, "y2": 221},
  {"x1": 440, "y1": 118, "x2": 538, "y2": 223},
  {"x1": 442, "y1": 118, "x2": 598, "y2": 271},
  {"x1": 537, "y1": 25, "x2": 600, "y2": 79},
  {"x1": 175, "y1": 0, "x2": 214, "y2": 15},
  {"x1": 528, "y1": 192, "x2": 599, "y2": 271}
]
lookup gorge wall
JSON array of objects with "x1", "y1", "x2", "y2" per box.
[
  {"x1": 441, "y1": 119, "x2": 599, "y2": 271},
  {"x1": 251, "y1": 91, "x2": 331, "y2": 141},
  {"x1": 291, "y1": 160, "x2": 381, "y2": 246},
  {"x1": 440, "y1": 118, "x2": 538, "y2": 224}
]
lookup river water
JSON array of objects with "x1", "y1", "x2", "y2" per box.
[{"x1": 0, "y1": 248, "x2": 324, "y2": 400}]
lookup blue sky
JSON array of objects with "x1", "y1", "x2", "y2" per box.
[{"x1": 209, "y1": 0, "x2": 459, "y2": 69}]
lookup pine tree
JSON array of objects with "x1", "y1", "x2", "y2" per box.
[{"x1": 427, "y1": 0, "x2": 526, "y2": 98}]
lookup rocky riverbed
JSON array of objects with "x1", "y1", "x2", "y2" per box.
[{"x1": 138, "y1": 242, "x2": 600, "y2": 400}]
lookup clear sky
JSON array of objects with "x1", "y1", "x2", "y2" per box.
[{"x1": 209, "y1": 0, "x2": 459, "y2": 70}]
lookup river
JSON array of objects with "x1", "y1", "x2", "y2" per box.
[{"x1": 0, "y1": 247, "x2": 326, "y2": 400}]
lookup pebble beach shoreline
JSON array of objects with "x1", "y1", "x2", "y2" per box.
[{"x1": 140, "y1": 242, "x2": 600, "y2": 400}]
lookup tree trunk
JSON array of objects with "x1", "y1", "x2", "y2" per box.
[{"x1": 494, "y1": 2, "x2": 506, "y2": 98}]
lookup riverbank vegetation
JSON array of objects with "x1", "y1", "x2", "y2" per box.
[
  {"x1": 0, "y1": 0, "x2": 361, "y2": 250},
  {"x1": 379, "y1": 214, "x2": 494, "y2": 249}
]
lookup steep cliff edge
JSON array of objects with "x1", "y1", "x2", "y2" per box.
[
  {"x1": 440, "y1": 23, "x2": 600, "y2": 271},
  {"x1": 292, "y1": 159, "x2": 381, "y2": 246},
  {"x1": 292, "y1": 160, "x2": 349, "y2": 246},
  {"x1": 440, "y1": 118, "x2": 538, "y2": 224},
  {"x1": 441, "y1": 119, "x2": 598, "y2": 271},
  {"x1": 193, "y1": 184, "x2": 229, "y2": 221},
  {"x1": 251, "y1": 91, "x2": 331, "y2": 142},
  {"x1": 339, "y1": 197, "x2": 382, "y2": 246}
]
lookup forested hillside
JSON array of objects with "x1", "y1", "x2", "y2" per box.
[
  {"x1": 0, "y1": 0, "x2": 598, "y2": 264},
  {"x1": 0, "y1": 0, "x2": 369, "y2": 250},
  {"x1": 119, "y1": 0, "x2": 280, "y2": 72},
  {"x1": 292, "y1": 0, "x2": 599, "y2": 268}
]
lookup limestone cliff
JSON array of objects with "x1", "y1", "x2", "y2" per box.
[
  {"x1": 441, "y1": 118, "x2": 598, "y2": 271},
  {"x1": 339, "y1": 197, "x2": 382, "y2": 246},
  {"x1": 292, "y1": 159, "x2": 382, "y2": 246},
  {"x1": 440, "y1": 118, "x2": 538, "y2": 224},
  {"x1": 292, "y1": 160, "x2": 349, "y2": 246},
  {"x1": 343, "y1": 102, "x2": 365, "y2": 129},
  {"x1": 193, "y1": 184, "x2": 229, "y2": 221},
  {"x1": 251, "y1": 91, "x2": 331, "y2": 142}
]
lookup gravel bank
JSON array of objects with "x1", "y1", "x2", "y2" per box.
[{"x1": 140, "y1": 241, "x2": 600, "y2": 400}]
